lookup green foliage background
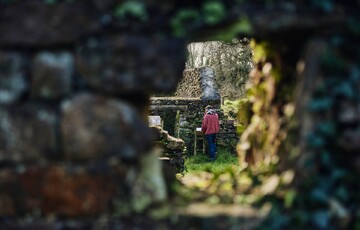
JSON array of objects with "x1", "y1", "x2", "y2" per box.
[{"x1": 237, "y1": 16, "x2": 360, "y2": 230}]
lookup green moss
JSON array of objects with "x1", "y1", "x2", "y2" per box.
[
  {"x1": 205, "y1": 17, "x2": 253, "y2": 42},
  {"x1": 114, "y1": 1, "x2": 148, "y2": 22}
]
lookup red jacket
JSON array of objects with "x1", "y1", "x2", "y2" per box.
[{"x1": 201, "y1": 112, "x2": 220, "y2": 135}]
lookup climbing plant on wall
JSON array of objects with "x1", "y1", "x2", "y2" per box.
[{"x1": 237, "y1": 12, "x2": 360, "y2": 230}]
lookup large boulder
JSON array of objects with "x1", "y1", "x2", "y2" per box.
[
  {"x1": 61, "y1": 93, "x2": 153, "y2": 161},
  {"x1": 0, "y1": 104, "x2": 58, "y2": 162}
]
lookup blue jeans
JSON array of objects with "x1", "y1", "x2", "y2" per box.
[{"x1": 205, "y1": 134, "x2": 217, "y2": 161}]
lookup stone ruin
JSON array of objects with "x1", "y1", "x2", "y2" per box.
[
  {"x1": 149, "y1": 115, "x2": 186, "y2": 174},
  {"x1": 175, "y1": 66, "x2": 221, "y2": 101},
  {"x1": 150, "y1": 66, "x2": 238, "y2": 156}
]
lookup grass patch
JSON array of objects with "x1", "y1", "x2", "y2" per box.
[{"x1": 185, "y1": 147, "x2": 239, "y2": 174}]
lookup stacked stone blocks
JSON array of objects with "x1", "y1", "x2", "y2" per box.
[
  {"x1": 0, "y1": 1, "x2": 187, "y2": 220},
  {"x1": 149, "y1": 97, "x2": 238, "y2": 155}
]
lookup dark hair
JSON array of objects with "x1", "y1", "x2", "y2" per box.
[{"x1": 205, "y1": 105, "x2": 212, "y2": 110}]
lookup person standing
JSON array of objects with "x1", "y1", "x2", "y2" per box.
[{"x1": 201, "y1": 105, "x2": 220, "y2": 161}]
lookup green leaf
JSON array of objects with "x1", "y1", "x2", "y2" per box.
[
  {"x1": 114, "y1": 1, "x2": 148, "y2": 22},
  {"x1": 206, "y1": 17, "x2": 252, "y2": 41},
  {"x1": 284, "y1": 189, "x2": 297, "y2": 208},
  {"x1": 171, "y1": 9, "x2": 200, "y2": 37},
  {"x1": 202, "y1": 1, "x2": 225, "y2": 25}
]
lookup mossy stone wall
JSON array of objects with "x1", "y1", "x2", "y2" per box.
[{"x1": 150, "y1": 97, "x2": 238, "y2": 155}]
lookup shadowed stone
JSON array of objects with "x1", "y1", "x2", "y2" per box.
[
  {"x1": 0, "y1": 170, "x2": 18, "y2": 216},
  {"x1": 0, "y1": 104, "x2": 57, "y2": 162},
  {"x1": 61, "y1": 93, "x2": 153, "y2": 161},
  {"x1": 41, "y1": 165, "x2": 116, "y2": 216},
  {"x1": 0, "y1": 165, "x2": 119, "y2": 217},
  {"x1": 0, "y1": 1, "x2": 101, "y2": 46},
  {"x1": 75, "y1": 35, "x2": 186, "y2": 94},
  {"x1": 0, "y1": 52, "x2": 27, "y2": 104},
  {"x1": 31, "y1": 52, "x2": 73, "y2": 99}
]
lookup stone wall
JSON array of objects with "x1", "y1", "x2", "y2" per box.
[
  {"x1": 150, "y1": 64, "x2": 226, "y2": 155},
  {"x1": 0, "y1": 0, "x2": 187, "y2": 222},
  {"x1": 0, "y1": 52, "x2": 171, "y2": 218},
  {"x1": 175, "y1": 69, "x2": 202, "y2": 98}
]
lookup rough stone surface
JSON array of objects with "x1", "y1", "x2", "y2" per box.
[
  {"x1": 61, "y1": 93, "x2": 153, "y2": 161},
  {"x1": 31, "y1": 52, "x2": 73, "y2": 99},
  {"x1": 0, "y1": 165, "x2": 120, "y2": 217},
  {"x1": 41, "y1": 165, "x2": 116, "y2": 216},
  {"x1": 148, "y1": 115, "x2": 163, "y2": 127},
  {"x1": 0, "y1": 52, "x2": 27, "y2": 104},
  {"x1": 0, "y1": 104, "x2": 57, "y2": 162},
  {"x1": 76, "y1": 35, "x2": 186, "y2": 94},
  {"x1": 175, "y1": 68, "x2": 202, "y2": 98},
  {"x1": 0, "y1": 1, "x2": 101, "y2": 46},
  {"x1": 151, "y1": 126, "x2": 185, "y2": 152},
  {"x1": 199, "y1": 67, "x2": 221, "y2": 102}
]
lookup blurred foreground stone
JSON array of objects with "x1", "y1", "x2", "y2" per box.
[{"x1": 61, "y1": 93, "x2": 152, "y2": 161}]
